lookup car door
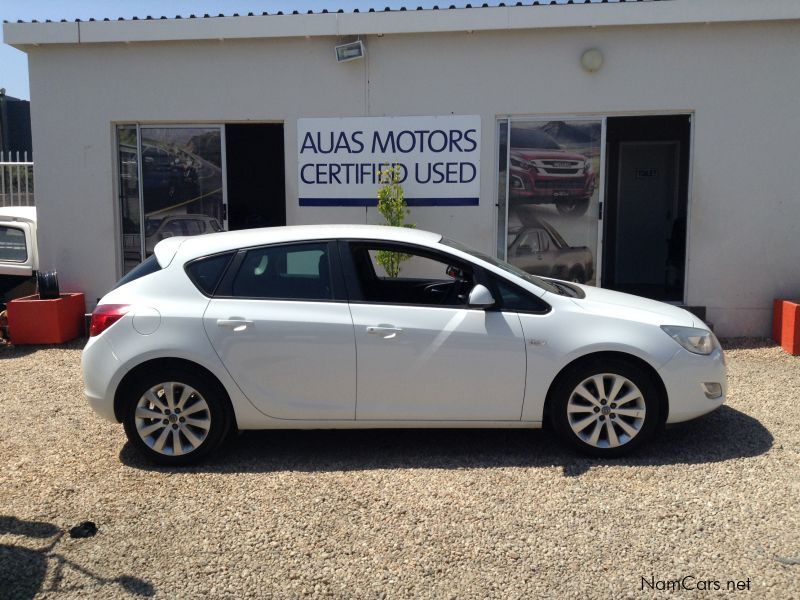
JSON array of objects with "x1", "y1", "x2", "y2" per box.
[
  {"x1": 341, "y1": 240, "x2": 527, "y2": 421},
  {"x1": 203, "y1": 241, "x2": 357, "y2": 420}
]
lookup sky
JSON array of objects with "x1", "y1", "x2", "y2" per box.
[{"x1": 0, "y1": 0, "x2": 503, "y2": 100}]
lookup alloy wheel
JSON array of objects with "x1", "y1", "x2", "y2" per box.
[
  {"x1": 134, "y1": 381, "x2": 211, "y2": 456},
  {"x1": 566, "y1": 373, "x2": 646, "y2": 449}
]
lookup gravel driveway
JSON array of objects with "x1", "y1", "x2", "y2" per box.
[{"x1": 1, "y1": 338, "x2": 798, "y2": 599}]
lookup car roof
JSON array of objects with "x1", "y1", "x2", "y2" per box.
[
  {"x1": 0, "y1": 206, "x2": 37, "y2": 224},
  {"x1": 165, "y1": 224, "x2": 443, "y2": 264}
]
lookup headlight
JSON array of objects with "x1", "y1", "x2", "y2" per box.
[
  {"x1": 661, "y1": 325, "x2": 720, "y2": 355},
  {"x1": 583, "y1": 160, "x2": 592, "y2": 173}
]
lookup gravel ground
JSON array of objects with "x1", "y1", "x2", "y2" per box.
[{"x1": 1, "y1": 338, "x2": 798, "y2": 599}]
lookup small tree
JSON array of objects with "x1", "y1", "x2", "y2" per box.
[{"x1": 375, "y1": 165, "x2": 415, "y2": 277}]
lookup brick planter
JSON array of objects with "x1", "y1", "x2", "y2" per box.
[
  {"x1": 772, "y1": 299, "x2": 800, "y2": 356},
  {"x1": 6, "y1": 293, "x2": 86, "y2": 345}
]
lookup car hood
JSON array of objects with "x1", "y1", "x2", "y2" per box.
[
  {"x1": 513, "y1": 149, "x2": 587, "y2": 162},
  {"x1": 567, "y1": 285, "x2": 699, "y2": 328}
]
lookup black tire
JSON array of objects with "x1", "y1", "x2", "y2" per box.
[
  {"x1": 555, "y1": 197, "x2": 590, "y2": 217},
  {"x1": 36, "y1": 270, "x2": 60, "y2": 300},
  {"x1": 549, "y1": 358, "x2": 662, "y2": 457},
  {"x1": 121, "y1": 366, "x2": 232, "y2": 465}
]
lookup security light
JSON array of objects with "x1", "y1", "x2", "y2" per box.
[{"x1": 335, "y1": 40, "x2": 365, "y2": 63}]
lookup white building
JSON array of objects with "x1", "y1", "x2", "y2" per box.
[{"x1": 3, "y1": 0, "x2": 799, "y2": 336}]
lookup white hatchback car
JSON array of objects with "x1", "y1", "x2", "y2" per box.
[{"x1": 83, "y1": 225, "x2": 725, "y2": 465}]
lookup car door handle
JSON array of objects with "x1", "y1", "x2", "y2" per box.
[
  {"x1": 217, "y1": 318, "x2": 254, "y2": 332},
  {"x1": 366, "y1": 325, "x2": 403, "y2": 338}
]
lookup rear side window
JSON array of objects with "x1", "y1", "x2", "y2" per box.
[
  {"x1": 0, "y1": 226, "x2": 27, "y2": 262},
  {"x1": 230, "y1": 242, "x2": 332, "y2": 300},
  {"x1": 114, "y1": 255, "x2": 162, "y2": 289},
  {"x1": 185, "y1": 252, "x2": 234, "y2": 295}
]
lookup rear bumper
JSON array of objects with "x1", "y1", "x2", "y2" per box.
[
  {"x1": 659, "y1": 346, "x2": 727, "y2": 423},
  {"x1": 82, "y1": 335, "x2": 121, "y2": 423}
]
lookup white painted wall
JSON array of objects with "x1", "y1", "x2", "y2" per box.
[{"x1": 16, "y1": 18, "x2": 800, "y2": 336}]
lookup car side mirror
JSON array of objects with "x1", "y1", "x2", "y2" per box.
[{"x1": 468, "y1": 284, "x2": 495, "y2": 309}]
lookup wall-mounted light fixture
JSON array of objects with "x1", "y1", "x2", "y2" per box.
[
  {"x1": 335, "y1": 40, "x2": 365, "y2": 63},
  {"x1": 580, "y1": 48, "x2": 604, "y2": 73}
]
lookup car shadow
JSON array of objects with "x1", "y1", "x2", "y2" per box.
[
  {"x1": 119, "y1": 405, "x2": 772, "y2": 477},
  {"x1": 0, "y1": 516, "x2": 155, "y2": 599}
]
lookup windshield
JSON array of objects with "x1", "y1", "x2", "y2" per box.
[
  {"x1": 510, "y1": 128, "x2": 561, "y2": 150},
  {"x1": 440, "y1": 237, "x2": 559, "y2": 294}
]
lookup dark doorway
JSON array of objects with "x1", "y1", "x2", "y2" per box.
[
  {"x1": 602, "y1": 115, "x2": 690, "y2": 302},
  {"x1": 225, "y1": 124, "x2": 286, "y2": 230}
]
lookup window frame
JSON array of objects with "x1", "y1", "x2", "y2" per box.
[
  {"x1": 0, "y1": 225, "x2": 29, "y2": 263},
  {"x1": 212, "y1": 239, "x2": 348, "y2": 302}
]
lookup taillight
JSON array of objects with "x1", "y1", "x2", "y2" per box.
[{"x1": 89, "y1": 304, "x2": 131, "y2": 337}]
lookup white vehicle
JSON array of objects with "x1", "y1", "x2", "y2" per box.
[
  {"x1": 82, "y1": 225, "x2": 726, "y2": 465},
  {"x1": 0, "y1": 206, "x2": 38, "y2": 300}
]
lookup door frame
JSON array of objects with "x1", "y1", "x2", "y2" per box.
[
  {"x1": 114, "y1": 122, "x2": 229, "y2": 276},
  {"x1": 494, "y1": 114, "x2": 606, "y2": 285},
  {"x1": 494, "y1": 111, "x2": 694, "y2": 304},
  {"x1": 603, "y1": 115, "x2": 692, "y2": 304}
]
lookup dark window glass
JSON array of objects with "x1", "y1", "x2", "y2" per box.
[
  {"x1": 114, "y1": 255, "x2": 161, "y2": 289},
  {"x1": 492, "y1": 276, "x2": 550, "y2": 313},
  {"x1": 510, "y1": 128, "x2": 560, "y2": 150},
  {"x1": 183, "y1": 219, "x2": 204, "y2": 236},
  {"x1": 117, "y1": 125, "x2": 142, "y2": 275},
  {"x1": 231, "y1": 243, "x2": 332, "y2": 300},
  {"x1": 0, "y1": 226, "x2": 28, "y2": 262},
  {"x1": 350, "y1": 243, "x2": 474, "y2": 307},
  {"x1": 185, "y1": 252, "x2": 234, "y2": 295}
]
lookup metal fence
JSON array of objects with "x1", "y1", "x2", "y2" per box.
[{"x1": 0, "y1": 151, "x2": 34, "y2": 207}]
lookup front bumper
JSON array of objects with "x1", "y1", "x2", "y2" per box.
[{"x1": 659, "y1": 346, "x2": 727, "y2": 423}]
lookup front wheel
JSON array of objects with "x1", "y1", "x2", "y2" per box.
[
  {"x1": 555, "y1": 197, "x2": 590, "y2": 217},
  {"x1": 121, "y1": 367, "x2": 231, "y2": 465},
  {"x1": 550, "y1": 359, "x2": 662, "y2": 457}
]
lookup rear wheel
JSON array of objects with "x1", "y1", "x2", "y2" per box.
[
  {"x1": 550, "y1": 359, "x2": 661, "y2": 457},
  {"x1": 555, "y1": 197, "x2": 590, "y2": 217},
  {"x1": 121, "y1": 367, "x2": 231, "y2": 465}
]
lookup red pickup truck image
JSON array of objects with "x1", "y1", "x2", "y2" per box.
[{"x1": 508, "y1": 128, "x2": 596, "y2": 217}]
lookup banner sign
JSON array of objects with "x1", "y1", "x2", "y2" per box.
[{"x1": 297, "y1": 115, "x2": 481, "y2": 206}]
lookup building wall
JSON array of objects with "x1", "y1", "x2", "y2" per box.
[{"x1": 25, "y1": 20, "x2": 800, "y2": 335}]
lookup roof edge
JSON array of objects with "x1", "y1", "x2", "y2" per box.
[{"x1": 4, "y1": 0, "x2": 800, "y2": 48}]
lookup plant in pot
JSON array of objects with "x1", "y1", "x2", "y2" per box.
[{"x1": 375, "y1": 165, "x2": 415, "y2": 278}]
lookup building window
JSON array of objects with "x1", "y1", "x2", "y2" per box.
[{"x1": 116, "y1": 125, "x2": 226, "y2": 275}]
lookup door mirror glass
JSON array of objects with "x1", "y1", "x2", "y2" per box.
[{"x1": 468, "y1": 284, "x2": 495, "y2": 308}]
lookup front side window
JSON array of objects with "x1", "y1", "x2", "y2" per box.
[
  {"x1": 516, "y1": 231, "x2": 541, "y2": 254},
  {"x1": 0, "y1": 226, "x2": 28, "y2": 262},
  {"x1": 348, "y1": 243, "x2": 474, "y2": 307},
  {"x1": 230, "y1": 242, "x2": 332, "y2": 300},
  {"x1": 490, "y1": 275, "x2": 550, "y2": 314}
]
